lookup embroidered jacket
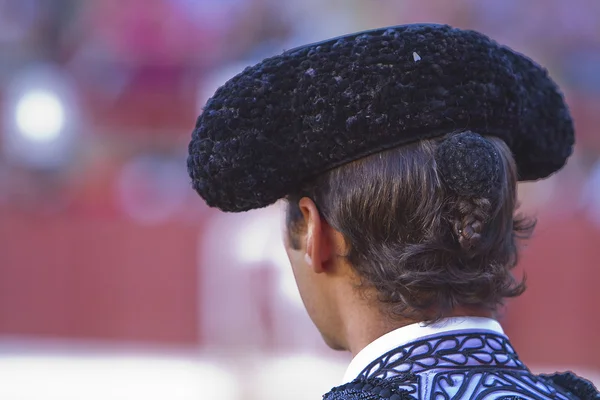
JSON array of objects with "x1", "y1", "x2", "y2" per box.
[{"x1": 324, "y1": 331, "x2": 599, "y2": 399}]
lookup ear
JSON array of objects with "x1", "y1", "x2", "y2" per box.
[{"x1": 298, "y1": 197, "x2": 333, "y2": 273}]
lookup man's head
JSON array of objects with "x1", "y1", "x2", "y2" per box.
[
  {"x1": 282, "y1": 133, "x2": 532, "y2": 350},
  {"x1": 187, "y1": 24, "x2": 574, "y2": 351}
]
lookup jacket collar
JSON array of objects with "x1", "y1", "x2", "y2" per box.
[{"x1": 343, "y1": 317, "x2": 508, "y2": 383}]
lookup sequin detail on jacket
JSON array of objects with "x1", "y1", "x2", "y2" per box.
[{"x1": 324, "y1": 331, "x2": 599, "y2": 399}]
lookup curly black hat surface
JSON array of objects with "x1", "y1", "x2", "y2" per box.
[{"x1": 188, "y1": 24, "x2": 574, "y2": 212}]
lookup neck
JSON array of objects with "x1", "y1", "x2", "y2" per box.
[
  {"x1": 343, "y1": 311, "x2": 413, "y2": 358},
  {"x1": 342, "y1": 305, "x2": 494, "y2": 358}
]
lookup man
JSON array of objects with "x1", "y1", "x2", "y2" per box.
[{"x1": 187, "y1": 24, "x2": 599, "y2": 399}]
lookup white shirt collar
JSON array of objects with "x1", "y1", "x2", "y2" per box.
[{"x1": 342, "y1": 317, "x2": 505, "y2": 384}]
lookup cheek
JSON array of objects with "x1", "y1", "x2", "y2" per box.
[
  {"x1": 282, "y1": 225, "x2": 305, "y2": 279},
  {"x1": 283, "y1": 241, "x2": 342, "y2": 349},
  {"x1": 283, "y1": 244, "x2": 315, "y2": 310},
  {"x1": 284, "y1": 245, "x2": 306, "y2": 290}
]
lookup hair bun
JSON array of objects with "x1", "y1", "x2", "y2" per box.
[{"x1": 435, "y1": 131, "x2": 501, "y2": 197}]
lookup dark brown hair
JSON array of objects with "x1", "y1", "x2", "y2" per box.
[{"x1": 286, "y1": 134, "x2": 533, "y2": 321}]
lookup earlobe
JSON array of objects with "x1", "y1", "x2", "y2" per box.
[
  {"x1": 299, "y1": 197, "x2": 327, "y2": 274},
  {"x1": 304, "y1": 253, "x2": 313, "y2": 266}
]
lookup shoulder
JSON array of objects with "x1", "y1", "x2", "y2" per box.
[
  {"x1": 323, "y1": 378, "x2": 415, "y2": 400},
  {"x1": 540, "y1": 371, "x2": 600, "y2": 399}
]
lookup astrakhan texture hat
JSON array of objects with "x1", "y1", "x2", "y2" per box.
[{"x1": 188, "y1": 24, "x2": 574, "y2": 212}]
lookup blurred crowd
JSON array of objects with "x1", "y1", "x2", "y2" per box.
[{"x1": 0, "y1": 0, "x2": 598, "y2": 219}]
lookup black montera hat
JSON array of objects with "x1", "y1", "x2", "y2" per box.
[{"x1": 188, "y1": 24, "x2": 574, "y2": 212}]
